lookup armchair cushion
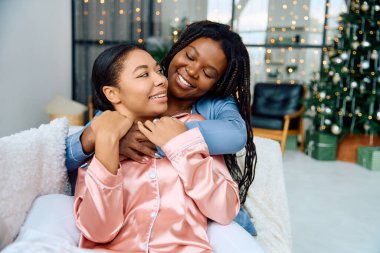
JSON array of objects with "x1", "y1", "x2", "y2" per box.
[{"x1": 252, "y1": 83, "x2": 303, "y2": 115}]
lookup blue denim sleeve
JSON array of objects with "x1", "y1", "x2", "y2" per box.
[
  {"x1": 65, "y1": 128, "x2": 93, "y2": 171},
  {"x1": 186, "y1": 96, "x2": 247, "y2": 155},
  {"x1": 65, "y1": 112, "x2": 101, "y2": 171}
]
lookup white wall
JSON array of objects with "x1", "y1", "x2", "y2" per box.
[{"x1": 0, "y1": 0, "x2": 72, "y2": 137}]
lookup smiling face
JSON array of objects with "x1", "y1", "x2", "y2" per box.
[
  {"x1": 167, "y1": 37, "x2": 228, "y2": 103},
  {"x1": 106, "y1": 49, "x2": 168, "y2": 121}
]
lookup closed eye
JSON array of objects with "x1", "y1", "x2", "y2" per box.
[
  {"x1": 186, "y1": 52, "x2": 194, "y2": 61},
  {"x1": 203, "y1": 71, "x2": 212, "y2": 79}
]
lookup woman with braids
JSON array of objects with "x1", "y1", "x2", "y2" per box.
[
  {"x1": 75, "y1": 42, "x2": 263, "y2": 253},
  {"x1": 66, "y1": 20, "x2": 258, "y2": 238}
]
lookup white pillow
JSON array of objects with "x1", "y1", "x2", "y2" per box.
[{"x1": 0, "y1": 118, "x2": 69, "y2": 247}]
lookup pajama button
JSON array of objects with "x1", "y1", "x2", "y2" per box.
[
  {"x1": 149, "y1": 171, "x2": 156, "y2": 179},
  {"x1": 150, "y1": 211, "x2": 156, "y2": 218}
]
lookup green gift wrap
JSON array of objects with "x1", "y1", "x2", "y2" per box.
[
  {"x1": 357, "y1": 146, "x2": 380, "y2": 171},
  {"x1": 305, "y1": 129, "x2": 338, "y2": 161}
]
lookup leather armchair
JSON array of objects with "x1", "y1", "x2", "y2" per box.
[{"x1": 251, "y1": 83, "x2": 305, "y2": 154}]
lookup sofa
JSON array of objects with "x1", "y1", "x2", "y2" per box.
[{"x1": 0, "y1": 118, "x2": 291, "y2": 253}]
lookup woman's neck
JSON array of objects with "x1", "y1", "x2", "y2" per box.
[{"x1": 162, "y1": 95, "x2": 194, "y2": 117}]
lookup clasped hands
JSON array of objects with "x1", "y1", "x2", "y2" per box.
[{"x1": 89, "y1": 111, "x2": 187, "y2": 163}]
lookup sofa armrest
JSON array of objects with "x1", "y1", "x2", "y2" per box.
[{"x1": 238, "y1": 137, "x2": 292, "y2": 253}]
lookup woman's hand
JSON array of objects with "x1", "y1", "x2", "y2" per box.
[
  {"x1": 91, "y1": 110, "x2": 133, "y2": 141},
  {"x1": 118, "y1": 123, "x2": 157, "y2": 163},
  {"x1": 91, "y1": 111, "x2": 133, "y2": 174},
  {"x1": 137, "y1": 116, "x2": 187, "y2": 147}
]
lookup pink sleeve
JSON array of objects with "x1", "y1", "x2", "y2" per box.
[
  {"x1": 162, "y1": 128, "x2": 240, "y2": 225},
  {"x1": 74, "y1": 157, "x2": 124, "y2": 243}
]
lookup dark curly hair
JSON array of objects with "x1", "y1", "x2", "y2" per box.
[{"x1": 161, "y1": 20, "x2": 257, "y2": 204}]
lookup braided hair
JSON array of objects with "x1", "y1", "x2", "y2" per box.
[{"x1": 161, "y1": 20, "x2": 257, "y2": 204}]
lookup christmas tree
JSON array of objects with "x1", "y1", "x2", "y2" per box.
[{"x1": 305, "y1": 0, "x2": 380, "y2": 137}]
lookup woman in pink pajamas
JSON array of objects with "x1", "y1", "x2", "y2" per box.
[{"x1": 74, "y1": 42, "x2": 240, "y2": 252}]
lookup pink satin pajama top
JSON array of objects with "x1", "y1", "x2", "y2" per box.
[{"x1": 74, "y1": 114, "x2": 240, "y2": 253}]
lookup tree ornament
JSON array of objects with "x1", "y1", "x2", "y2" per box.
[
  {"x1": 333, "y1": 57, "x2": 343, "y2": 64},
  {"x1": 374, "y1": 5, "x2": 380, "y2": 11},
  {"x1": 342, "y1": 66, "x2": 349, "y2": 73},
  {"x1": 333, "y1": 73, "x2": 341, "y2": 84},
  {"x1": 361, "y1": 40, "x2": 371, "y2": 47},
  {"x1": 360, "y1": 84, "x2": 366, "y2": 93},
  {"x1": 331, "y1": 124, "x2": 342, "y2": 135},
  {"x1": 325, "y1": 107, "x2": 332, "y2": 114},
  {"x1": 341, "y1": 52, "x2": 348, "y2": 60},
  {"x1": 361, "y1": 1, "x2": 369, "y2": 12},
  {"x1": 351, "y1": 41, "x2": 360, "y2": 49},
  {"x1": 328, "y1": 70, "x2": 334, "y2": 76},
  {"x1": 351, "y1": 81, "x2": 358, "y2": 88},
  {"x1": 325, "y1": 119, "x2": 332, "y2": 125},
  {"x1": 370, "y1": 50, "x2": 378, "y2": 60},
  {"x1": 361, "y1": 60, "x2": 370, "y2": 69},
  {"x1": 320, "y1": 91, "x2": 326, "y2": 99}
]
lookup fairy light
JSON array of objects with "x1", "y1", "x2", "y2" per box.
[
  {"x1": 157, "y1": 0, "x2": 161, "y2": 2},
  {"x1": 136, "y1": 7, "x2": 140, "y2": 13},
  {"x1": 99, "y1": 19, "x2": 104, "y2": 25},
  {"x1": 155, "y1": 11, "x2": 160, "y2": 16},
  {"x1": 304, "y1": 16, "x2": 309, "y2": 20},
  {"x1": 84, "y1": 0, "x2": 88, "y2": 3},
  {"x1": 283, "y1": 4, "x2": 287, "y2": 9},
  {"x1": 138, "y1": 38, "x2": 144, "y2": 43},
  {"x1": 99, "y1": 30, "x2": 104, "y2": 35},
  {"x1": 119, "y1": 9, "x2": 124, "y2": 14},
  {"x1": 100, "y1": 0, "x2": 104, "y2": 4},
  {"x1": 99, "y1": 39, "x2": 104, "y2": 45}
]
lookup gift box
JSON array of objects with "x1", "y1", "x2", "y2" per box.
[
  {"x1": 357, "y1": 146, "x2": 380, "y2": 171},
  {"x1": 305, "y1": 129, "x2": 338, "y2": 161}
]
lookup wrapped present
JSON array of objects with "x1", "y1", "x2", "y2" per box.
[
  {"x1": 357, "y1": 146, "x2": 380, "y2": 171},
  {"x1": 305, "y1": 129, "x2": 338, "y2": 161}
]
